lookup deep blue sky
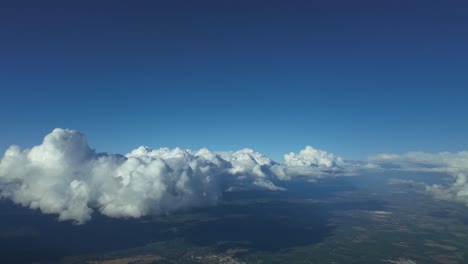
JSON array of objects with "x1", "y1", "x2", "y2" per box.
[{"x1": 1, "y1": 0, "x2": 467, "y2": 160}]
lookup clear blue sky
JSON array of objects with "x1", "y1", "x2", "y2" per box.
[{"x1": 1, "y1": 0, "x2": 467, "y2": 160}]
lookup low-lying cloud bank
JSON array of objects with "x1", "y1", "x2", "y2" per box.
[
  {"x1": 2, "y1": 129, "x2": 467, "y2": 223},
  {"x1": 0, "y1": 128, "x2": 347, "y2": 223},
  {"x1": 370, "y1": 151, "x2": 468, "y2": 206}
]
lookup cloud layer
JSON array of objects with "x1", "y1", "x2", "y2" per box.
[
  {"x1": 0, "y1": 128, "x2": 345, "y2": 223},
  {"x1": 4, "y1": 128, "x2": 466, "y2": 223},
  {"x1": 370, "y1": 151, "x2": 468, "y2": 206}
]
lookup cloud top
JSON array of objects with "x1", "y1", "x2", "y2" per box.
[{"x1": 284, "y1": 146, "x2": 345, "y2": 168}]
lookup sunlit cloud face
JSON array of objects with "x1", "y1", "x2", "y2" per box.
[
  {"x1": 0, "y1": 129, "x2": 344, "y2": 224},
  {"x1": 284, "y1": 146, "x2": 345, "y2": 168}
]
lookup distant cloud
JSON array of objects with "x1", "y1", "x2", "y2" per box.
[
  {"x1": 369, "y1": 151, "x2": 468, "y2": 174},
  {"x1": 370, "y1": 151, "x2": 468, "y2": 206},
  {"x1": 0, "y1": 129, "x2": 344, "y2": 223},
  {"x1": 387, "y1": 178, "x2": 425, "y2": 188},
  {"x1": 281, "y1": 146, "x2": 353, "y2": 181},
  {"x1": 284, "y1": 146, "x2": 345, "y2": 168}
]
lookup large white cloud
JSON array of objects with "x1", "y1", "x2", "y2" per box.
[{"x1": 0, "y1": 129, "x2": 345, "y2": 223}]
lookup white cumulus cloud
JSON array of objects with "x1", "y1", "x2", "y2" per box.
[
  {"x1": 284, "y1": 146, "x2": 345, "y2": 168},
  {"x1": 0, "y1": 128, "x2": 347, "y2": 223}
]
